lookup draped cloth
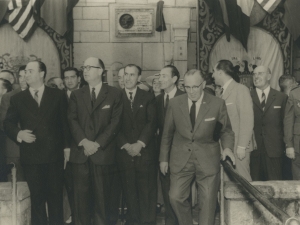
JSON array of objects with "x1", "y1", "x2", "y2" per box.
[{"x1": 209, "y1": 27, "x2": 284, "y2": 91}]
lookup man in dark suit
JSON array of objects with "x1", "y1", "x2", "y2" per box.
[
  {"x1": 116, "y1": 64, "x2": 157, "y2": 225},
  {"x1": 4, "y1": 61, "x2": 70, "y2": 225},
  {"x1": 68, "y1": 57, "x2": 123, "y2": 225},
  {"x1": 0, "y1": 66, "x2": 27, "y2": 181},
  {"x1": 160, "y1": 69, "x2": 235, "y2": 225},
  {"x1": 250, "y1": 66, "x2": 288, "y2": 181},
  {"x1": 156, "y1": 65, "x2": 184, "y2": 225}
]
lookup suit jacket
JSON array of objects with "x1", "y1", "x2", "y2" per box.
[
  {"x1": 284, "y1": 86, "x2": 300, "y2": 153},
  {"x1": 222, "y1": 80, "x2": 254, "y2": 152},
  {"x1": 117, "y1": 88, "x2": 157, "y2": 162},
  {"x1": 68, "y1": 84, "x2": 123, "y2": 165},
  {"x1": 159, "y1": 93, "x2": 234, "y2": 175},
  {"x1": 4, "y1": 86, "x2": 70, "y2": 164},
  {"x1": 156, "y1": 88, "x2": 185, "y2": 144},
  {"x1": 0, "y1": 88, "x2": 22, "y2": 158},
  {"x1": 251, "y1": 88, "x2": 287, "y2": 157}
]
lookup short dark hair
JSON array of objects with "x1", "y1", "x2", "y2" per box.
[
  {"x1": 31, "y1": 60, "x2": 47, "y2": 79},
  {"x1": 205, "y1": 73, "x2": 215, "y2": 85},
  {"x1": 98, "y1": 58, "x2": 105, "y2": 71},
  {"x1": 62, "y1": 67, "x2": 80, "y2": 79},
  {"x1": 279, "y1": 74, "x2": 296, "y2": 92},
  {"x1": 216, "y1": 60, "x2": 235, "y2": 78},
  {"x1": 47, "y1": 77, "x2": 60, "y2": 89},
  {"x1": 125, "y1": 64, "x2": 142, "y2": 75},
  {"x1": 0, "y1": 78, "x2": 12, "y2": 92},
  {"x1": 184, "y1": 69, "x2": 205, "y2": 80},
  {"x1": 18, "y1": 65, "x2": 26, "y2": 73},
  {"x1": 164, "y1": 65, "x2": 180, "y2": 85}
]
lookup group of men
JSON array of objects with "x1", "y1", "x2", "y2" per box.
[{"x1": 0, "y1": 57, "x2": 300, "y2": 225}]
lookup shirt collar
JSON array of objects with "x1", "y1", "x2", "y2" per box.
[
  {"x1": 125, "y1": 86, "x2": 138, "y2": 99},
  {"x1": 29, "y1": 84, "x2": 45, "y2": 95},
  {"x1": 89, "y1": 82, "x2": 102, "y2": 97},
  {"x1": 222, "y1": 78, "x2": 233, "y2": 93},
  {"x1": 188, "y1": 91, "x2": 204, "y2": 105},
  {"x1": 164, "y1": 86, "x2": 177, "y2": 99},
  {"x1": 256, "y1": 85, "x2": 270, "y2": 98}
]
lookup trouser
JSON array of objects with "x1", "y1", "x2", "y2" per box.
[
  {"x1": 23, "y1": 161, "x2": 64, "y2": 225},
  {"x1": 72, "y1": 159, "x2": 114, "y2": 225},
  {"x1": 292, "y1": 152, "x2": 300, "y2": 180},
  {"x1": 169, "y1": 151, "x2": 220, "y2": 225},
  {"x1": 64, "y1": 162, "x2": 74, "y2": 221}
]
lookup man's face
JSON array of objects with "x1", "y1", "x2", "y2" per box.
[
  {"x1": 184, "y1": 72, "x2": 205, "y2": 101},
  {"x1": 158, "y1": 67, "x2": 177, "y2": 90},
  {"x1": 64, "y1": 70, "x2": 80, "y2": 91},
  {"x1": 18, "y1": 70, "x2": 27, "y2": 90},
  {"x1": 54, "y1": 78, "x2": 65, "y2": 90},
  {"x1": 83, "y1": 57, "x2": 103, "y2": 84},
  {"x1": 152, "y1": 78, "x2": 161, "y2": 93},
  {"x1": 0, "y1": 72, "x2": 15, "y2": 84},
  {"x1": 253, "y1": 66, "x2": 271, "y2": 90},
  {"x1": 25, "y1": 62, "x2": 44, "y2": 86},
  {"x1": 0, "y1": 80, "x2": 8, "y2": 97},
  {"x1": 118, "y1": 69, "x2": 125, "y2": 89},
  {"x1": 124, "y1": 66, "x2": 139, "y2": 90},
  {"x1": 212, "y1": 64, "x2": 221, "y2": 86}
]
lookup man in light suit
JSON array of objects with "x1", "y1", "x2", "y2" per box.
[
  {"x1": 156, "y1": 65, "x2": 184, "y2": 225},
  {"x1": 160, "y1": 69, "x2": 235, "y2": 225},
  {"x1": 250, "y1": 66, "x2": 287, "y2": 181},
  {"x1": 284, "y1": 84, "x2": 300, "y2": 180},
  {"x1": 68, "y1": 57, "x2": 123, "y2": 225},
  {"x1": 0, "y1": 65, "x2": 28, "y2": 181},
  {"x1": 117, "y1": 64, "x2": 157, "y2": 225},
  {"x1": 4, "y1": 61, "x2": 70, "y2": 225},
  {"x1": 212, "y1": 60, "x2": 254, "y2": 181}
]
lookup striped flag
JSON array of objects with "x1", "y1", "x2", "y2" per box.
[
  {"x1": 256, "y1": 0, "x2": 281, "y2": 14},
  {"x1": 8, "y1": 0, "x2": 38, "y2": 40}
]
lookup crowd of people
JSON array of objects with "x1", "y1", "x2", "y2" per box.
[{"x1": 0, "y1": 58, "x2": 299, "y2": 225}]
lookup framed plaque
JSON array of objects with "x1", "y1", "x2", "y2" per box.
[{"x1": 115, "y1": 8, "x2": 155, "y2": 37}]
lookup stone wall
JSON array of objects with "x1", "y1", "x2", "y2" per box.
[{"x1": 73, "y1": 0, "x2": 197, "y2": 82}]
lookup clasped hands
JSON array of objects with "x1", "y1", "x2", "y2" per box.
[
  {"x1": 82, "y1": 139, "x2": 100, "y2": 156},
  {"x1": 123, "y1": 142, "x2": 142, "y2": 157}
]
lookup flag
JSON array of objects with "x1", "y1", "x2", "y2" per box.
[
  {"x1": 204, "y1": 0, "x2": 254, "y2": 51},
  {"x1": 282, "y1": 0, "x2": 300, "y2": 41},
  {"x1": 8, "y1": 0, "x2": 39, "y2": 40},
  {"x1": 0, "y1": 0, "x2": 10, "y2": 23},
  {"x1": 256, "y1": 0, "x2": 281, "y2": 14},
  {"x1": 156, "y1": 0, "x2": 166, "y2": 32}
]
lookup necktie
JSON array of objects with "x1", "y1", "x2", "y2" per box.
[
  {"x1": 220, "y1": 87, "x2": 224, "y2": 97},
  {"x1": 129, "y1": 92, "x2": 133, "y2": 111},
  {"x1": 91, "y1": 88, "x2": 96, "y2": 107},
  {"x1": 33, "y1": 90, "x2": 39, "y2": 106},
  {"x1": 190, "y1": 101, "x2": 197, "y2": 130},
  {"x1": 261, "y1": 91, "x2": 266, "y2": 110},
  {"x1": 164, "y1": 94, "x2": 169, "y2": 115}
]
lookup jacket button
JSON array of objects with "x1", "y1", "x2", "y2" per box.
[
  {"x1": 192, "y1": 139, "x2": 194, "y2": 142},
  {"x1": 188, "y1": 149, "x2": 191, "y2": 151}
]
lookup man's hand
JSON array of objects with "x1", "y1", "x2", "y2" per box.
[
  {"x1": 222, "y1": 148, "x2": 236, "y2": 165},
  {"x1": 286, "y1": 147, "x2": 295, "y2": 159},
  {"x1": 82, "y1": 139, "x2": 99, "y2": 156},
  {"x1": 130, "y1": 142, "x2": 143, "y2": 157},
  {"x1": 236, "y1": 147, "x2": 246, "y2": 160},
  {"x1": 18, "y1": 130, "x2": 36, "y2": 143},
  {"x1": 160, "y1": 162, "x2": 168, "y2": 175}
]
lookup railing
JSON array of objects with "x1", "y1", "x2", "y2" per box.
[{"x1": 220, "y1": 160, "x2": 300, "y2": 225}]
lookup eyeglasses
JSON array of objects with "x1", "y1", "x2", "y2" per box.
[
  {"x1": 80, "y1": 66, "x2": 101, "y2": 71},
  {"x1": 184, "y1": 81, "x2": 204, "y2": 92}
]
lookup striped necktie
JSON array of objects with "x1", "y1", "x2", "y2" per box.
[
  {"x1": 33, "y1": 90, "x2": 39, "y2": 106},
  {"x1": 129, "y1": 92, "x2": 133, "y2": 111},
  {"x1": 91, "y1": 88, "x2": 96, "y2": 107},
  {"x1": 261, "y1": 91, "x2": 266, "y2": 110}
]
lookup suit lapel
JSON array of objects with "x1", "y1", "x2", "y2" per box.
[
  {"x1": 264, "y1": 88, "x2": 276, "y2": 113},
  {"x1": 82, "y1": 86, "x2": 92, "y2": 115},
  {"x1": 193, "y1": 93, "x2": 210, "y2": 132},
  {"x1": 179, "y1": 95, "x2": 192, "y2": 129},
  {"x1": 222, "y1": 80, "x2": 235, "y2": 100},
  {"x1": 23, "y1": 89, "x2": 39, "y2": 114},
  {"x1": 251, "y1": 90, "x2": 263, "y2": 112},
  {"x1": 92, "y1": 84, "x2": 108, "y2": 113},
  {"x1": 38, "y1": 86, "x2": 52, "y2": 118}
]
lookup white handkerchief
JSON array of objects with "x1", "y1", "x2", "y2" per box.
[
  {"x1": 102, "y1": 105, "x2": 110, "y2": 109},
  {"x1": 205, "y1": 117, "x2": 215, "y2": 122},
  {"x1": 274, "y1": 106, "x2": 281, "y2": 109},
  {"x1": 140, "y1": 105, "x2": 143, "y2": 108},
  {"x1": 226, "y1": 103, "x2": 233, "y2": 106}
]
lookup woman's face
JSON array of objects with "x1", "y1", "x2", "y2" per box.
[{"x1": 153, "y1": 78, "x2": 161, "y2": 93}]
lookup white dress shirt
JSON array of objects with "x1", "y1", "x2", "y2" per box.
[
  {"x1": 29, "y1": 84, "x2": 45, "y2": 106},
  {"x1": 164, "y1": 86, "x2": 177, "y2": 102},
  {"x1": 89, "y1": 82, "x2": 102, "y2": 98},
  {"x1": 125, "y1": 86, "x2": 137, "y2": 100},
  {"x1": 188, "y1": 92, "x2": 204, "y2": 119},
  {"x1": 256, "y1": 85, "x2": 270, "y2": 102}
]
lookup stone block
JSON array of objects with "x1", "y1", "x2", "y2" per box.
[
  {"x1": 74, "y1": 20, "x2": 102, "y2": 31},
  {"x1": 160, "y1": 24, "x2": 171, "y2": 43},
  {"x1": 174, "y1": 60, "x2": 188, "y2": 78},
  {"x1": 147, "y1": 0, "x2": 175, "y2": 6},
  {"x1": 74, "y1": 32, "x2": 81, "y2": 42},
  {"x1": 116, "y1": 0, "x2": 147, "y2": 4},
  {"x1": 73, "y1": 7, "x2": 83, "y2": 19},
  {"x1": 102, "y1": 20, "x2": 109, "y2": 31},
  {"x1": 82, "y1": 7, "x2": 109, "y2": 19},
  {"x1": 176, "y1": 0, "x2": 197, "y2": 7},
  {"x1": 190, "y1": 33, "x2": 197, "y2": 42},
  {"x1": 164, "y1": 8, "x2": 191, "y2": 26},
  {"x1": 80, "y1": 32, "x2": 109, "y2": 42},
  {"x1": 85, "y1": 0, "x2": 115, "y2": 6},
  {"x1": 74, "y1": 43, "x2": 142, "y2": 68},
  {"x1": 191, "y1": 8, "x2": 197, "y2": 21},
  {"x1": 190, "y1": 21, "x2": 196, "y2": 33},
  {"x1": 142, "y1": 43, "x2": 174, "y2": 70},
  {"x1": 188, "y1": 42, "x2": 197, "y2": 70},
  {"x1": 174, "y1": 41, "x2": 187, "y2": 60}
]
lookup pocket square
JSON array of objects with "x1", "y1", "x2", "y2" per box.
[
  {"x1": 140, "y1": 105, "x2": 143, "y2": 108},
  {"x1": 226, "y1": 102, "x2": 233, "y2": 106},
  {"x1": 205, "y1": 117, "x2": 215, "y2": 122},
  {"x1": 274, "y1": 106, "x2": 281, "y2": 109},
  {"x1": 102, "y1": 105, "x2": 110, "y2": 109}
]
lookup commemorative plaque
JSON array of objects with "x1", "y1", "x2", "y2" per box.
[{"x1": 116, "y1": 8, "x2": 154, "y2": 37}]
